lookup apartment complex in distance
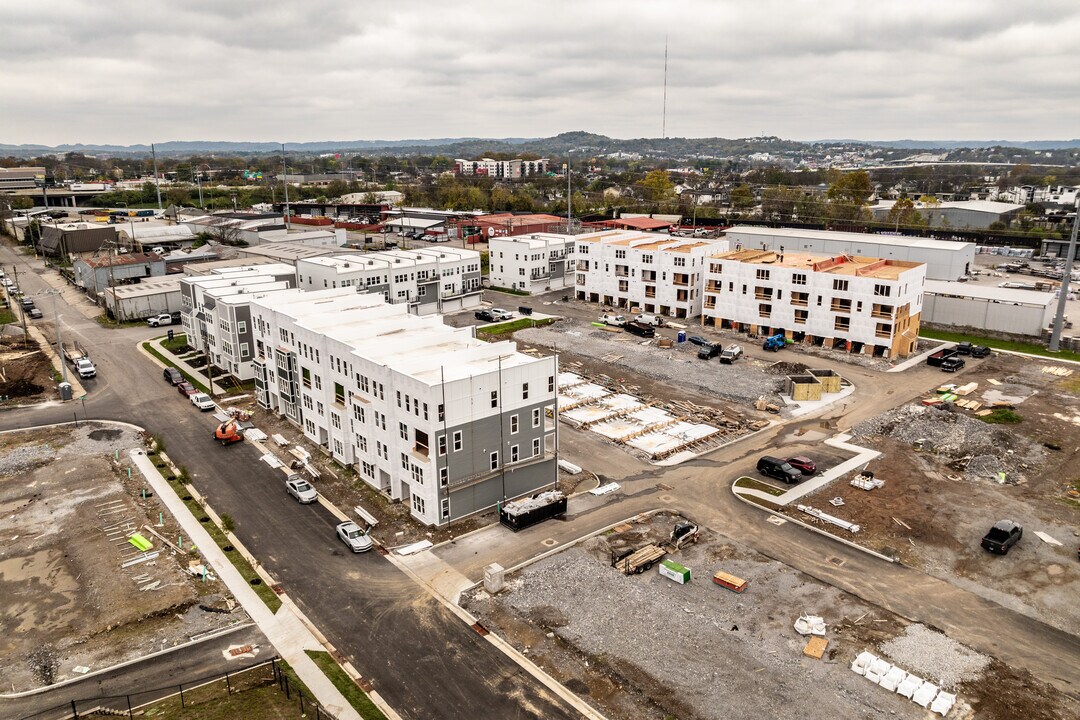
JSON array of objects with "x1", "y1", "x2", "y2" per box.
[
  {"x1": 295, "y1": 247, "x2": 483, "y2": 315},
  {"x1": 179, "y1": 264, "x2": 298, "y2": 379},
  {"x1": 454, "y1": 157, "x2": 549, "y2": 179},
  {"x1": 488, "y1": 233, "x2": 572, "y2": 293},
  {"x1": 570, "y1": 230, "x2": 729, "y2": 318},
  {"x1": 702, "y1": 249, "x2": 925, "y2": 358},
  {"x1": 249, "y1": 288, "x2": 558, "y2": 526}
]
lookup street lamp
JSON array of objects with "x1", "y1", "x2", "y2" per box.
[{"x1": 39, "y1": 289, "x2": 68, "y2": 385}]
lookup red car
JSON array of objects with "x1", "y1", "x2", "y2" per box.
[
  {"x1": 786, "y1": 456, "x2": 817, "y2": 475},
  {"x1": 177, "y1": 381, "x2": 198, "y2": 397}
]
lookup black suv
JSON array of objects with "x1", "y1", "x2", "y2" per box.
[
  {"x1": 940, "y1": 356, "x2": 966, "y2": 373},
  {"x1": 981, "y1": 520, "x2": 1022, "y2": 555},
  {"x1": 757, "y1": 456, "x2": 803, "y2": 484},
  {"x1": 970, "y1": 345, "x2": 991, "y2": 358},
  {"x1": 163, "y1": 367, "x2": 183, "y2": 385}
]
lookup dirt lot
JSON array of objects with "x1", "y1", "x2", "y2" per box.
[
  {"x1": 0, "y1": 331, "x2": 56, "y2": 404},
  {"x1": 463, "y1": 512, "x2": 1074, "y2": 720},
  {"x1": 791, "y1": 353, "x2": 1080, "y2": 636},
  {"x1": 0, "y1": 424, "x2": 247, "y2": 690}
]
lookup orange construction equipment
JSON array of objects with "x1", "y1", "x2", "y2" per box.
[{"x1": 214, "y1": 419, "x2": 244, "y2": 446}]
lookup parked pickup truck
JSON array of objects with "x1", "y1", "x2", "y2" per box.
[
  {"x1": 74, "y1": 358, "x2": 97, "y2": 379},
  {"x1": 981, "y1": 520, "x2": 1022, "y2": 555},
  {"x1": 598, "y1": 313, "x2": 627, "y2": 327},
  {"x1": 719, "y1": 344, "x2": 744, "y2": 364},
  {"x1": 147, "y1": 313, "x2": 174, "y2": 327},
  {"x1": 926, "y1": 347, "x2": 958, "y2": 367}
]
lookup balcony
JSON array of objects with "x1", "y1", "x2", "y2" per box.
[
  {"x1": 704, "y1": 297, "x2": 716, "y2": 309},
  {"x1": 576, "y1": 261, "x2": 590, "y2": 272},
  {"x1": 706, "y1": 280, "x2": 723, "y2": 293},
  {"x1": 673, "y1": 273, "x2": 691, "y2": 287},
  {"x1": 615, "y1": 265, "x2": 629, "y2": 277},
  {"x1": 644, "y1": 285, "x2": 656, "y2": 299},
  {"x1": 830, "y1": 300, "x2": 852, "y2": 313},
  {"x1": 641, "y1": 271, "x2": 657, "y2": 282},
  {"x1": 871, "y1": 304, "x2": 894, "y2": 320},
  {"x1": 754, "y1": 287, "x2": 773, "y2": 301},
  {"x1": 790, "y1": 292, "x2": 809, "y2": 307}
]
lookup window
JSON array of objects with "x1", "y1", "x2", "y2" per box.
[
  {"x1": 489, "y1": 451, "x2": 499, "y2": 470},
  {"x1": 237, "y1": 320, "x2": 247, "y2": 334},
  {"x1": 412, "y1": 495, "x2": 425, "y2": 514},
  {"x1": 239, "y1": 342, "x2": 249, "y2": 358},
  {"x1": 396, "y1": 391, "x2": 402, "y2": 407},
  {"x1": 438, "y1": 435, "x2": 447, "y2": 455},
  {"x1": 352, "y1": 405, "x2": 365, "y2": 423},
  {"x1": 302, "y1": 367, "x2": 311, "y2": 388},
  {"x1": 756, "y1": 268, "x2": 770, "y2": 280},
  {"x1": 316, "y1": 401, "x2": 323, "y2": 415},
  {"x1": 533, "y1": 438, "x2": 541, "y2": 457},
  {"x1": 357, "y1": 435, "x2": 368, "y2": 452},
  {"x1": 792, "y1": 273, "x2": 806, "y2": 285},
  {"x1": 673, "y1": 257, "x2": 686, "y2": 267},
  {"x1": 362, "y1": 461, "x2": 374, "y2": 478},
  {"x1": 423, "y1": 402, "x2": 429, "y2": 420},
  {"x1": 453, "y1": 431, "x2": 462, "y2": 451},
  {"x1": 794, "y1": 309, "x2": 809, "y2": 324},
  {"x1": 331, "y1": 413, "x2": 341, "y2": 430},
  {"x1": 548, "y1": 375, "x2": 555, "y2": 393},
  {"x1": 303, "y1": 395, "x2": 313, "y2": 411},
  {"x1": 305, "y1": 419, "x2": 315, "y2": 434},
  {"x1": 834, "y1": 316, "x2": 850, "y2": 331},
  {"x1": 510, "y1": 415, "x2": 519, "y2": 434},
  {"x1": 615, "y1": 249, "x2": 626, "y2": 259},
  {"x1": 759, "y1": 303, "x2": 772, "y2": 318},
  {"x1": 874, "y1": 284, "x2": 892, "y2": 297},
  {"x1": 510, "y1": 445, "x2": 519, "y2": 463},
  {"x1": 334, "y1": 382, "x2": 345, "y2": 405},
  {"x1": 440, "y1": 466, "x2": 448, "y2": 487},
  {"x1": 314, "y1": 375, "x2": 322, "y2": 390},
  {"x1": 411, "y1": 463, "x2": 424, "y2": 484},
  {"x1": 522, "y1": 382, "x2": 529, "y2": 399},
  {"x1": 876, "y1": 322, "x2": 893, "y2": 338},
  {"x1": 359, "y1": 375, "x2": 369, "y2": 394},
  {"x1": 490, "y1": 390, "x2": 498, "y2": 408},
  {"x1": 438, "y1": 403, "x2": 445, "y2": 422},
  {"x1": 441, "y1": 498, "x2": 450, "y2": 519},
  {"x1": 334, "y1": 439, "x2": 343, "y2": 455},
  {"x1": 833, "y1": 279, "x2": 849, "y2": 292},
  {"x1": 532, "y1": 408, "x2": 541, "y2": 427},
  {"x1": 399, "y1": 422, "x2": 408, "y2": 440},
  {"x1": 401, "y1": 452, "x2": 410, "y2": 470}
]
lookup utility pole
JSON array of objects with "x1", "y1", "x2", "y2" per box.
[
  {"x1": 151, "y1": 144, "x2": 163, "y2": 210},
  {"x1": 662, "y1": 35, "x2": 668, "y2": 140},
  {"x1": 1049, "y1": 201, "x2": 1080, "y2": 351},
  {"x1": 566, "y1": 154, "x2": 572, "y2": 234},
  {"x1": 49, "y1": 291, "x2": 69, "y2": 385},
  {"x1": 281, "y1": 144, "x2": 291, "y2": 230}
]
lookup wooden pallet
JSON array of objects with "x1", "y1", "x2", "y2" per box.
[{"x1": 712, "y1": 569, "x2": 748, "y2": 593}]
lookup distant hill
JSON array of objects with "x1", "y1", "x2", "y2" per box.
[
  {"x1": 3, "y1": 132, "x2": 1079, "y2": 158},
  {"x1": 821, "y1": 139, "x2": 1080, "y2": 150}
]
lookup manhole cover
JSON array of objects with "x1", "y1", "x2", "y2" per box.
[
  {"x1": 541, "y1": 538, "x2": 558, "y2": 547},
  {"x1": 827, "y1": 556, "x2": 846, "y2": 567}
]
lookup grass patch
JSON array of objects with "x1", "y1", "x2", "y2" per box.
[
  {"x1": 95, "y1": 314, "x2": 148, "y2": 329},
  {"x1": 161, "y1": 332, "x2": 189, "y2": 353},
  {"x1": 734, "y1": 476, "x2": 786, "y2": 497},
  {"x1": 143, "y1": 342, "x2": 211, "y2": 395},
  {"x1": 0, "y1": 307, "x2": 15, "y2": 325},
  {"x1": 137, "y1": 662, "x2": 288, "y2": 719},
  {"x1": 305, "y1": 650, "x2": 388, "y2": 720},
  {"x1": 477, "y1": 317, "x2": 555, "y2": 336},
  {"x1": 978, "y1": 407, "x2": 1023, "y2": 424},
  {"x1": 175, "y1": 489, "x2": 281, "y2": 612},
  {"x1": 919, "y1": 328, "x2": 1080, "y2": 363}
]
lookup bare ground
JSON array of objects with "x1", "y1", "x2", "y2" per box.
[
  {"x1": 463, "y1": 512, "x2": 1075, "y2": 720},
  {"x1": 0, "y1": 424, "x2": 248, "y2": 690}
]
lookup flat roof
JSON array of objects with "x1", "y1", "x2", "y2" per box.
[
  {"x1": 714, "y1": 249, "x2": 921, "y2": 279},
  {"x1": 923, "y1": 279, "x2": 1056, "y2": 306},
  {"x1": 253, "y1": 288, "x2": 547, "y2": 386},
  {"x1": 236, "y1": 242, "x2": 359, "y2": 262},
  {"x1": 106, "y1": 276, "x2": 184, "y2": 298},
  {"x1": 723, "y1": 225, "x2": 975, "y2": 252}
]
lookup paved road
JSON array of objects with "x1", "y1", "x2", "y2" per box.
[
  {"x1": 2, "y1": 624, "x2": 267, "y2": 720},
  {"x1": 0, "y1": 248, "x2": 579, "y2": 719}
]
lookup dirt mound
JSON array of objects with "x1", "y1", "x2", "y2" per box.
[
  {"x1": 0, "y1": 378, "x2": 44, "y2": 397},
  {"x1": 89, "y1": 428, "x2": 123, "y2": 441},
  {"x1": 764, "y1": 360, "x2": 809, "y2": 375}
]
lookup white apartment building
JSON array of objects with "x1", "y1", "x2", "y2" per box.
[
  {"x1": 179, "y1": 264, "x2": 298, "y2": 380},
  {"x1": 702, "y1": 249, "x2": 926, "y2": 358},
  {"x1": 250, "y1": 288, "x2": 558, "y2": 526},
  {"x1": 454, "y1": 158, "x2": 549, "y2": 179},
  {"x1": 488, "y1": 233, "x2": 573, "y2": 294},
  {"x1": 570, "y1": 230, "x2": 729, "y2": 318},
  {"x1": 295, "y1": 247, "x2": 483, "y2": 315}
]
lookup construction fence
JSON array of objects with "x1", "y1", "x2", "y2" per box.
[{"x1": 17, "y1": 657, "x2": 338, "y2": 720}]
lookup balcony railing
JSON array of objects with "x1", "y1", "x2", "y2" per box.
[{"x1": 830, "y1": 301, "x2": 852, "y2": 313}]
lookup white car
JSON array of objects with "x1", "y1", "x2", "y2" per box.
[
  {"x1": 190, "y1": 393, "x2": 216, "y2": 411},
  {"x1": 336, "y1": 521, "x2": 373, "y2": 552},
  {"x1": 286, "y1": 475, "x2": 318, "y2": 504},
  {"x1": 74, "y1": 358, "x2": 96, "y2": 378}
]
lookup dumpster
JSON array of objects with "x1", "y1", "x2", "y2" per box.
[
  {"x1": 518, "y1": 306, "x2": 533, "y2": 316},
  {"x1": 659, "y1": 559, "x2": 691, "y2": 584}
]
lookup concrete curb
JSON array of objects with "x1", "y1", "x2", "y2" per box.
[
  {"x1": 916, "y1": 335, "x2": 1080, "y2": 367},
  {"x1": 730, "y1": 485, "x2": 897, "y2": 564},
  {"x1": 382, "y1": 550, "x2": 609, "y2": 720},
  {"x1": 0, "y1": 623, "x2": 254, "y2": 699},
  {"x1": 772, "y1": 433, "x2": 882, "y2": 506}
]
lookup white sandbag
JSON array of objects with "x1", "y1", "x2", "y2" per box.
[
  {"x1": 930, "y1": 691, "x2": 956, "y2": 716},
  {"x1": 913, "y1": 682, "x2": 939, "y2": 708},
  {"x1": 850, "y1": 651, "x2": 877, "y2": 676},
  {"x1": 878, "y1": 666, "x2": 907, "y2": 692},
  {"x1": 896, "y1": 674, "x2": 923, "y2": 699}
]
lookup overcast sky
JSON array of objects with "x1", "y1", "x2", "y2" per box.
[{"x1": 2, "y1": 0, "x2": 1078, "y2": 146}]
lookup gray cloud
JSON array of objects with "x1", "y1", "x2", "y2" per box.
[{"x1": 1, "y1": 0, "x2": 1077, "y2": 145}]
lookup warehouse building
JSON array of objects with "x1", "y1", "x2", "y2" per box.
[
  {"x1": 721, "y1": 226, "x2": 974, "y2": 281},
  {"x1": 72, "y1": 252, "x2": 166, "y2": 295},
  {"x1": 702, "y1": 249, "x2": 925, "y2": 358},
  {"x1": 296, "y1": 247, "x2": 483, "y2": 314},
  {"x1": 921, "y1": 280, "x2": 1057, "y2": 337},
  {"x1": 250, "y1": 288, "x2": 558, "y2": 526},
  {"x1": 103, "y1": 276, "x2": 184, "y2": 322},
  {"x1": 488, "y1": 233, "x2": 573, "y2": 294},
  {"x1": 571, "y1": 230, "x2": 729, "y2": 318}
]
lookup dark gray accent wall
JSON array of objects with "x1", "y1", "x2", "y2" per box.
[
  {"x1": 446, "y1": 457, "x2": 557, "y2": 519},
  {"x1": 435, "y1": 397, "x2": 553, "y2": 484}
]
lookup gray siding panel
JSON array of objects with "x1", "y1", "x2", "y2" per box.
[
  {"x1": 447, "y1": 458, "x2": 557, "y2": 519},
  {"x1": 436, "y1": 398, "x2": 552, "y2": 484}
]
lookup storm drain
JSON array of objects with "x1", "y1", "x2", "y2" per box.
[{"x1": 827, "y1": 556, "x2": 846, "y2": 567}]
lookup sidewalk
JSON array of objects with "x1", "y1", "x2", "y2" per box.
[
  {"x1": 769, "y1": 433, "x2": 881, "y2": 506},
  {"x1": 887, "y1": 341, "x2": 951, "y2": 373},
  {"x1": 129, "y1": 449, "x2": 375, "y2": 720},
  {"x1": 143, "y1": 336, "x2": 226, "y2": 395}
]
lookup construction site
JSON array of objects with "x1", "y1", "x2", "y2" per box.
[
  {"x1": 0, "y1": 424, "x2": 247, "y2": 691},
  {"x1": 462, "y1": 512, "x2": 1073, "y2": 720},
  {"x1": 753, "y1": 351, "x2": 1080, "y2": 637}
]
